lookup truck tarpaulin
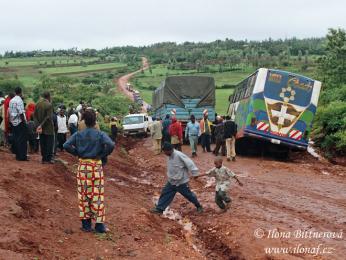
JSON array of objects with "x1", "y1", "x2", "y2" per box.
[{"x1": 152, "y1": 76, "x2": 215, "y2": 109}]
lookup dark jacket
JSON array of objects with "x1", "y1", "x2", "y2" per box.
[
  {"x1": 162, "y1": 118, "x2": 171, "y2": 136},
  {"x1": 34, "y1": 99, "x2": 54, "y2": 135},
  {"x1": 214, "y1": 122, "x2": 225, "y2": 141},
  {"x1": 224, "y1": 120, "x2": 237, "y2": 138}
]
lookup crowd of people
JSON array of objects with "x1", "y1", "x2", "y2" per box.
[
  {"x1": 0, "y1": 88, "x2": 241, "y2": 233},
  {"x1": 149, "y1": 109, "x2": 241, "y2": 215},
  {"x1": 149, "y1": 109, "x2": 237, "y2": 161},
  {"x1": 0, "y1": 88, "x2": 118, "y2": 233},
  {"x1": 0, "y1": 90, "x2": 120, "y2": 162}
]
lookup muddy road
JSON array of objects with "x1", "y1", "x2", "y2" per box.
[
  {"x1": 116, "y1": 57, "x2": 149, "y2": 112},
  {"x1": 0, "y1": 136, "x2": 345, "y2": 259},
  {"x1": 127, "y1": 138, "x2": 346, "y2": 260}
]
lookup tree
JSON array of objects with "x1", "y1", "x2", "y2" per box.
[
  {"x1": 304, "y1": 50, "x2": 309, "y2": 65},
  {"x1": 312, "y1": 28, "x2": 346, "y2": 157},
  {"x1": 318, "y1": 28, "x2": 346, "y2": 87},
  {"x1": 298, "y1": 50, "x2": 303, "y2": 61}
]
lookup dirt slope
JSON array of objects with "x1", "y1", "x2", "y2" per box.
[{"x1": 0, "y1": 139, "x2": 202, "y2": 260}]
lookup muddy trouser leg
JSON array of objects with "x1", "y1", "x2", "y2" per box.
[
  {"x1": 12, "y1": 122, "x2": 28, "y2": 160},
  {"x1": 178, "y1": 183, "x2": 202, "y2": 208},
  {"x1": 221, "y1": 140, "x2": 226, "y2": 156},
  {"x1": 57, "y1": 133, "x2": 64, "y2": 150},
  {"x1": 194, "y1": 136, "x2": 198, "y2": 152},
  {"x1": 215, "y1": 190, "x2": 229, "y2": 209},
  {"x1": 156, "y1": 182, "x2": 177, "y2": 212},
  {"x1": 189, "y1": 136, "x2": 198, "y2": 153},
  {"x1": 231, "y1": 136, "x2": 236, "y2": 158},
  {"x1": 152, "y1": 139, "x2": 157, "y2": 153},
  {"x1": 200, "y1": 134, "x2": 205, "y2": 150},
  {"x1": 226, "y1": 138, "x2": 231, "y2": 159},
  {"x1": 157, "y1": 139, "x2": 162, "y2": 153},
  {"x1": 214, "y1": 139, "x2": 221, "y2": 155},
  {"x1": 205, "y1": 134, "x2": 211, "y2": 152}
]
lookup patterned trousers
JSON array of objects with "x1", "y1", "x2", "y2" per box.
[{"x1": 77, "y1": 159, "x2": 105, "y2": 223}]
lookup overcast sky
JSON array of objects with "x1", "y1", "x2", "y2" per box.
[{"x1": 0, "y1": 0, "x2": 345, "y2": 53}]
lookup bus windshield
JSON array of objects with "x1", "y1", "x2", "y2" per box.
[{"x1": 123, "y1": 116, "x2": 144, "y2": 125}]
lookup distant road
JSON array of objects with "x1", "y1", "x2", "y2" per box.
[{"x1": 116, "y1": 57, "x2": 149, "y2": 112}]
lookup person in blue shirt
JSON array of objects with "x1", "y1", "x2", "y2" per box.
[
  {"x1": 64, "y1": 109, "x2": 115, "y2": 233},
  {"x1": 185, "y1": 115, "x2": 200, "y2": 157}
]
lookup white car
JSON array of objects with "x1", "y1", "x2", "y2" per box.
[{"x1": 122, "y1": 113, "x2": 152, "y2": 137}]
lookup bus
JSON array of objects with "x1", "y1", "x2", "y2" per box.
[{"x1": 227, "y1": 68, "x2": 321, "y2": 152}]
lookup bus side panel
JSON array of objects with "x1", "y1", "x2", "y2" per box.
[{"x1": 234, "y1": 97, "x2": 251, "y2": 138}]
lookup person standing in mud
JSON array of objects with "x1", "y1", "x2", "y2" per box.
[
  {"x1": 3, "y1": 92, "x2": 15, "y2": 146},
  {"x1": 63, "y1": 109, "x2": 115, "y2": 233},
  {"x1": 199, "y1": 110, "x2": 212, "y2": 152},
  {"x1": 169, "y1": 117, "x2": 183, "y2": 151},
  {"x1": 224, "y1": 115, "x2": 237, "y2": 161},
  {"x1": 213, "y1": 116, "x2": 226, "y2": 156},
  {"x1": 150, "y1": 116, "x2": 163, "y2": 155},
  {"x1": 9, "y1": 87, "x2": 28, "y2": 161},
  {"x1": 151, "y1": 142, "x2": 203, "y2": 214},
  {"x1": 109, "y1": 116, "x2": 118, "y2": 143},
  {"x1": 162, "y1": 114, "x2": 171, "y2": 145},
  {"x1": 185, "y1": 114, "x2": 200, "y2": 157},
  {"x1": 56, "y1": 107, "x2": 68, "y2": 152},
  {"x1": 34, "y1": 92, "x2": 55, "y2": 164}
]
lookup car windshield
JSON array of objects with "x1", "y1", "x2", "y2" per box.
[{"x1": 123, "y1": 116, "x2": 144, "y2": 125}]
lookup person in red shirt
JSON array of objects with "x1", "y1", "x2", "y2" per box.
[
  {"x1": 3, "y1": 93, "x2": 15, "y2": 144},
  {"x1": 169, "y1": 117, "x2": 183, "y2": 151},
  {"x1": 25, "y1": 103, "x2": 36, "y2": 122}
]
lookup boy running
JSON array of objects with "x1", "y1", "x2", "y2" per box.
[{"x1": 200, "y1": 157, "x2": 243, "y2": 210}]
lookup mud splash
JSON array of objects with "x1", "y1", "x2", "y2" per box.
[{"x1": 152, "y1": 196, "x2": 202, "y2": 253}]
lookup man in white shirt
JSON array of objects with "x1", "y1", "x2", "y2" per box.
[
  {"x1": 76, "y1": 101, "x2": 84, "y2": 113},
  {"x1": 9, "y1": 87, "x2": 28, "y2": 161},
  {"x1": 57, "y1": 107, "x2": 68, "y2": 151},
  {"x1": 68, "y1": 111, "x2": 78, "y2": 135}
]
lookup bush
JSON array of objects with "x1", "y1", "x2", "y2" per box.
[
  {"x1": 0, "y1": 79, "x2": 24, "y2": 94},
  {"x1": 92, "y1": 94, "x2": 132, "y2": 117},
  {"x1": 312, "y1": 101, "x2": 346, "y2": 157},
  {"x1": 82, "y1": 77, "x2": 101, "y2": 85}
]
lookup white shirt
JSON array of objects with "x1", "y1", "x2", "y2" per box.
[
  {"x1": 76, "y1": 104, "x2": 82, "y2": 112},
  {"x1": 57, "y1": 115, "x2": 68, "y2": 133},
  {"x1": 9, "y1": 95, "x2": 26, "y2": 126},
  {"x1": 68, "y1": 114, "x2": 78, "y2": 126}
]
